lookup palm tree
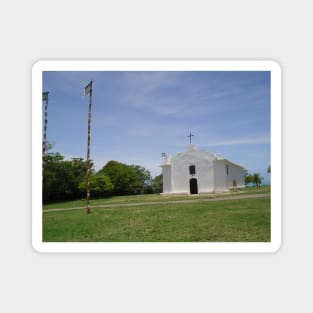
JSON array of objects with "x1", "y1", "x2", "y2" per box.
[{"x1": 253, "y1": 173, "x2": 263, "y2": 188}]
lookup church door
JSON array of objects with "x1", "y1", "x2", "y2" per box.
[{"x1": 189, "y1": 178, "x2": 198, "y2": 194}]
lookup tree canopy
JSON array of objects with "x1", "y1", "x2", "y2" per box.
[
  {"x1": 43, "y1": 153, "x2": 90, "y2": 202},
  {"x1": 79, "y1": 174, "x2": 113, "y2": 198},
  {"x1": 245, "y1": 171, "x2": 264, "y2": 187},
  {"x1": 151, "y1": 174, "x2": 163, "y2": 194},
  {"x1": 43, "y1": 155, "x2": 157, "y2": 203},
  {"x1": 98, "y1": 160, "x2": 151, "y2": 195}
]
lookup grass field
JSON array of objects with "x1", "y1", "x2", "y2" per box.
[
  {"x1": 42, "y1": 187, "x2": 270, "y2": 242},
  {"x1": 43, "y1": 185, "x2": 270, "y2": 210}
]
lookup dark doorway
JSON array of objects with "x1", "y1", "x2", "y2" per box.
[{"x1": 189, "y1": 178, "x2": 198, "y2": 194}]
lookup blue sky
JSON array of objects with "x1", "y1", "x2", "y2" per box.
[{"x1": 43, "y1": 71, "x2": 271, "y2": 183}]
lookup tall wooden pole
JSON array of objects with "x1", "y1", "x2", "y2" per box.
[
  {"x1": 42, "y1": 92, "x2": 49, "y2": 168},
  {"x1": 42, "y1": 92, "x2": 49, "y2": 203},
  {"x1": 85, "y1": 81, "x2": 93, "y2": 214},
  {"x1": 42, "y1": 92, "x2": 49, "y2": 182}
]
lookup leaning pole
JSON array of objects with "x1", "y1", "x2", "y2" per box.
[{"x1": 84, "y1": 81, "x2": 93, "y2": 214}]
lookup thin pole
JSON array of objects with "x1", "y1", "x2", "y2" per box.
[
  {"x1": 86, "y1": 83, "x2": 92, "y2": 214},
  {"x1": 42, "y1": 92, "x2": 49, "y2": 204},
  {"x1": 42, "y1": 92, "x2": 49, "y2": 167},
  {"x1": 42, "y1": 92, "x2": 49, "y2": 179}
]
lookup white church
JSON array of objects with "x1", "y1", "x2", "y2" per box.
[{"x1": 160, "y1": 143, "x2": 246, "y2": 195}]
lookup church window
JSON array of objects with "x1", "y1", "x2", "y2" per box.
[
  {"x1": 226, "y1": 164, "x2": 229, "y2": 176},
  {"x1": 189, "y1": 165, "x2": 196, "y2": 175}
]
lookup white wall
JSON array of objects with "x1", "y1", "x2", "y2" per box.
[
  {"x1": 214, "y1": 161, "x2": 228, "y2": 192},
  {"x1": 161, "y1": 164, "x2": 172, "y2": 193},
  {"x1": 197, "y1": 159, "x2": 214, "y2": 193},
  {"x1": 226, "y1": 162, "x2": 245, "y2": 188}
]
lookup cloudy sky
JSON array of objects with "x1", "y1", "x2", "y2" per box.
[{"x1": 42, "y1": 70, "x2": 271, "y2": 182}]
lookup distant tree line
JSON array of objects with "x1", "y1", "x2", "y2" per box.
[
  {"x1": 43, "y1": 152, "x2": 163, "y2": 203},
  {"x1": 244, "y1": 171, "x2": 264, "y2": 188}
]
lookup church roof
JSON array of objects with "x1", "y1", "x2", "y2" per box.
[
  {"x1": 174, "y1": 144, "x2": 220, "y2": 160},
  {"x1": 160, "y1": 144, "x2": 245, "y2": 169}
]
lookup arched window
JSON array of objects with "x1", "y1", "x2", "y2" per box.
[{"x1": 189, "y1": 165, "x2": 196, "y2": 175}]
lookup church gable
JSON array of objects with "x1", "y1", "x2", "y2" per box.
[
  {"x1": 171, "y1": 144, "x2": 216, "y2": 165},
  {"x1": 169, "y1": 145, "x2": 216, "y2": 194}
]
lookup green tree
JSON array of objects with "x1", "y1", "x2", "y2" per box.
[
  {"x1": 252, "y1": 172, "x2": 263, "y2": 188},
  {"x1": 112, "y1": 165, "x2": 142, "y2": 195},
  {"x1": 130, "y1": 165, "x2": 152, "y2": 193},
  {"x1": 43, "y1": 153, "x2": 64, "y2": 202},
  {"x1": 267, "y1": 165, "x2": 271, "y2": 173},
  {"x1": 97, "y1": 160, "x2": 122, "y2": 177},
  {"x1": 43, "y1": 153, "x2": 91, "y2": 202},
  {"x1": 79, "y1": 174, "x2": 113, "y2": 198},
  {"x1": 244, "y1": 171, "x2": 253, "y2": 186},
  {"x1": 98, "y1": 160, "x2": 151, "y2": 195},
  {"x1": 131, "y1": 165, "x2": 151, "y2": 184},
  {"x1": 152, "y1": 174, "x2": 163, "y2": 193}
]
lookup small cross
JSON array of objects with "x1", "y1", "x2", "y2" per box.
[{"x1": 187, "y1": 132, "x2": 194, "y2": 144}]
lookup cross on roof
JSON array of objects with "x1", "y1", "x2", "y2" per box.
[{"x1": 187, "y1": 132, "x2": 194, "y2": 144}]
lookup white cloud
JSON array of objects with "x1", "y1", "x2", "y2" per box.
[{"x1": 205, "y1": 133, "x2": 270, "y2": 147}]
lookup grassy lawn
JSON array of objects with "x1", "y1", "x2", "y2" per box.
[
  {"x1": 43, "y1": 195, "x2": 270, "y2": 242},
  {"x1": 43, "y1": 185, "x2": 270, "y2": 210}
]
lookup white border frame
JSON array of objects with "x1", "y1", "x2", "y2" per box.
[{"x1": 32, "y1": 60, "x2": 281, "y2": 253}]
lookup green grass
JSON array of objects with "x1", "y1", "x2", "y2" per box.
[
  {"x1": 43, "y1": 185, "x2": 270, "y2": 210},
  {"x1": 43, "y1": 195, "x2": 270, "y2": 242}
]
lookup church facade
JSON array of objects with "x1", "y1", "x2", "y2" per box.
[{"x1": 160, "y1": 144, "x2": 246, "y2": 195}]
